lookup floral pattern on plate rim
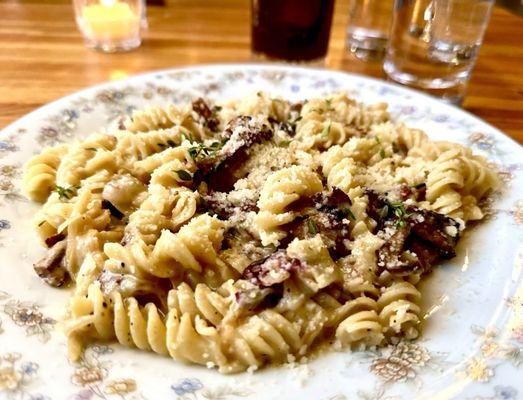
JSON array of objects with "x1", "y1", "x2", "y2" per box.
[{"x1": 0, "y1": 65, "x2": 521, "y2": 399}]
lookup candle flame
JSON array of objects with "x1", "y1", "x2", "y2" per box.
[
  {"x1": 110, "y1": 70, "x2": 129, "y2": 81},
  {"x1": 100, "y1": 0, "x2": 117, "y2": 7}
]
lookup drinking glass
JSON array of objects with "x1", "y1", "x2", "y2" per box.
[
  {"x1": 251, "y1": 0, "x2": 335, "y2": 62},
  {"x1": 384, "y1": 0, "x2": 495, "y2": 104},
  {"x1": 346, "y1": 0, "x2": 394, "y2": 60},
  {"x1": 73, "y1": 0, "x2": 146, "y2": 52}
]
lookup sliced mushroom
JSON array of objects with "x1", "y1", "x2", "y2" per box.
[
  {"x1": 33, "y1": 240, "x2": 69, "y2": 287},
  {"x1": 280, "y1": 188, "x2": 353, "y2": 258},
  {"x1": 367, "y1": 188, "x2": 461, "y2": 277},
  {"x1": 102, "y1": 174, "x2": 146, "y2": 213},
  {"x1": 233, "y1": 279, "x2": 283, "y2": 312},
  {"x1": 192, "y1": 98, "x2": 220, "y2": 133},
  {"x1": 241, "y1": 250, "x2": 303, "y2": 288},
  {"x1": 196, "y1": 116, "x2": 273, "y2": 192},
  {"x1": 97, "y1": 270, "x2": 169, "y2": 310}
]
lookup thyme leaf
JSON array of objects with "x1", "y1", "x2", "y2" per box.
[
  {"x1": 54, "y1": 185, "x2": 77, "y2": 201},
  {"x1": 175, "y1": 169, "x2": 193, "y2": 181},
  {"x1": 307, "y1": 218, "x2": 319, "y2": 235},
  {"x1": 321, "y1": 123, "x2": 331, "y2": 138},
  {"x1": 341, "y1": 206, "x2": 356, "y2": 221}
]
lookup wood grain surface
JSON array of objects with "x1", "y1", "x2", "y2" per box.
[{"x1": 1, "y1": 0, "x2": 522, "y2": 144}]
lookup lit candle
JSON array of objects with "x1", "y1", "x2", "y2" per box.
[{"x1": 81, "y1": 0, "x2": 140, "y2": 43}]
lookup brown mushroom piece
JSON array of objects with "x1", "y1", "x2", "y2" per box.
[
  {"x1": 199, "y1": 192, "x2": 258, "y2": 220},
  {"x1": 234, "y1": 280, "x2": 283, "y2": 312},
  {"x1": 102, "y1": 174, "x2": 146, "y2": 214},
  {"x1": 97, "y1": 270, "x2": 170, "y2": 311},
  {"x1": 235, "y1": 250, "x2": 303, "y2": 312},
  {"x1": 192, "y1": 98, "x2": 220, "y2": 133},
  {"x1": 280, "y1": 187, "x2": 353, "y2": 258},
  {"x1": 196, "y1": 116, "x2": 273, "y2": 192},
  {"x1": 241, "y1": 250, "x2": 303, "y2": 288},
  {"x1": 33, "y1": 239, "x2": 69, "y2": 287},
  {"x1": 366, "y1": 188, "x2": 461, "y2": 277}
]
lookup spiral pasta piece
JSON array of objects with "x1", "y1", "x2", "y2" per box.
[
  {"x1": 55, "y1": 133, "x2": 116, "y2": 187},
  {"x1": 286, "y1": 235, "x2": 341, "y2": 293},
  {"x1": 23, "y1": 144, "x2": 69, "y2": 202},
  {"x1": 151, "y1": 214, "x2": 231, "y2": 279},
  {"x1": 115, "y1": 128, "x2": 190, "y2": 164},
  {"x1": 66, "y1": 282, "x2": 227, "y2": 367},
  {"x1": 125, "y1": 185, "x2": 198, "y2": 245},
  {"x1": 224, "y1": 309, "x2": 301, "y2": 372},
  {"x1": 255, "y1": 165, "x2": 322, "y2": 246},
  {"x1": 335, "y1": 297, "x2": 384, "y2": 347},
  {"x1": 377, "y1": 281, "x2": 422, "y2": 340},
  {"x1": 426, "y1": 148, "x2": 465, "y2": 217},
  {"x1": 124, "y1": 103, "x2": 187, "y2": 133},
  {"x1": 134, "y1": 146, "x2": 195, "y2": 179},
  {"x1": 168, "y1": 281, "x2": 233, "y2": 327},
  {"x1": 295, "y1": 92, "x2": 389, "y2": 150}
]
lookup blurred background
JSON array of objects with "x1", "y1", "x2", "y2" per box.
[{"x1": 1, "y1": 0, "x2": 522, "y2": 141}]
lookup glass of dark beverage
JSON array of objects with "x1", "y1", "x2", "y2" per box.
[{"x1": 251, "y1": 0, "x2": 336, "y2": 62}]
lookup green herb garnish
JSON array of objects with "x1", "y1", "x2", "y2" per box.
[
  {"x1": 181, "y1": 132, "x2": 195, "y2": 143},
  {"x1": 307, "y1": 219, "x2": 319, "y2": 235},
  {"x1": 85, "y1": 147, "x2": 97, "y2": 152},
  {"x1": 388, "y1": 201, "x2": 414, "y2": 228},
  {"x1": 54, "y1": 185, "x2": 77, "y2": 201},
  {"x1": 188, "y1": 140, "x2": 224, "y2": 161},
  {"x1": 341, "y1": 206, "x2": 356, "y2": 221},
  {"x1": 375, "y1": 136, "x2": 381, "y2": 144},
  {"x1": 380, "y1": 149, "x2": 386, "y2": 159},
  {"x1": 175, "y1": 169, "x2": 192, "y2": 181},
  {"x1": 280, "y1": 140, "x2": 291, "y2": 147},
  {"x1": 321, "y1": 123, "x2": 331, "y2": 138}
]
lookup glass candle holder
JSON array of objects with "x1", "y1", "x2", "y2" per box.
[{"x1": 73, "y1": 0, "x2": 146, "y2": 53}]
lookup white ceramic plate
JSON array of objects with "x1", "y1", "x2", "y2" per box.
[{"x1": 0, "y1": 64, "x2": 521, "y2": 400}]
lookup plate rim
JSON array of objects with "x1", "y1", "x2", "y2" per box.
[{"x1": 0, "y1": 62, "x2": 521, "y2": 399}]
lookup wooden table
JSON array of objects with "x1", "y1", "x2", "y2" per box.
[{"x1": 1, "y1": 0, "x2": 522, "y2": 144}]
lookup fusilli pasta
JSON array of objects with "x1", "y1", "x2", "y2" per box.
[{"x1": 23, "y1": 92, "x2": 499, "y2": 373}]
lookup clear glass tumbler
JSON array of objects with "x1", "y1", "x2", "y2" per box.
[
  {"x1": 251, "y1": 0, "x2": 335, "y2": 62},
  {"x1": 346, "y1": 0, "x2": 394, "y2": 60},
  {"x1": 73, "y1": 0, "x2": 146, "y2": 52},
  {"x1": 384, "y1": 0, "x2": 495, "y2": 104}
]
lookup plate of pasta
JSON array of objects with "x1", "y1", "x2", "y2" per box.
[{"x1": 0, "y1": 64, "x2": 522, "y2": 400}]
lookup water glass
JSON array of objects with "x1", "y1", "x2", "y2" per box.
[
  {"x1": 384, "y1": 0, "x2": 495, "y2": 104},
  {"x1": 73, "y1": 0, "x2": 146, "y2": 53},
  {"x1": 251, "y1": 0, "x2": 335, "y2": 62},
  {"x1": 346, "y1": 0, "x2": 394, "y2": 60}
]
